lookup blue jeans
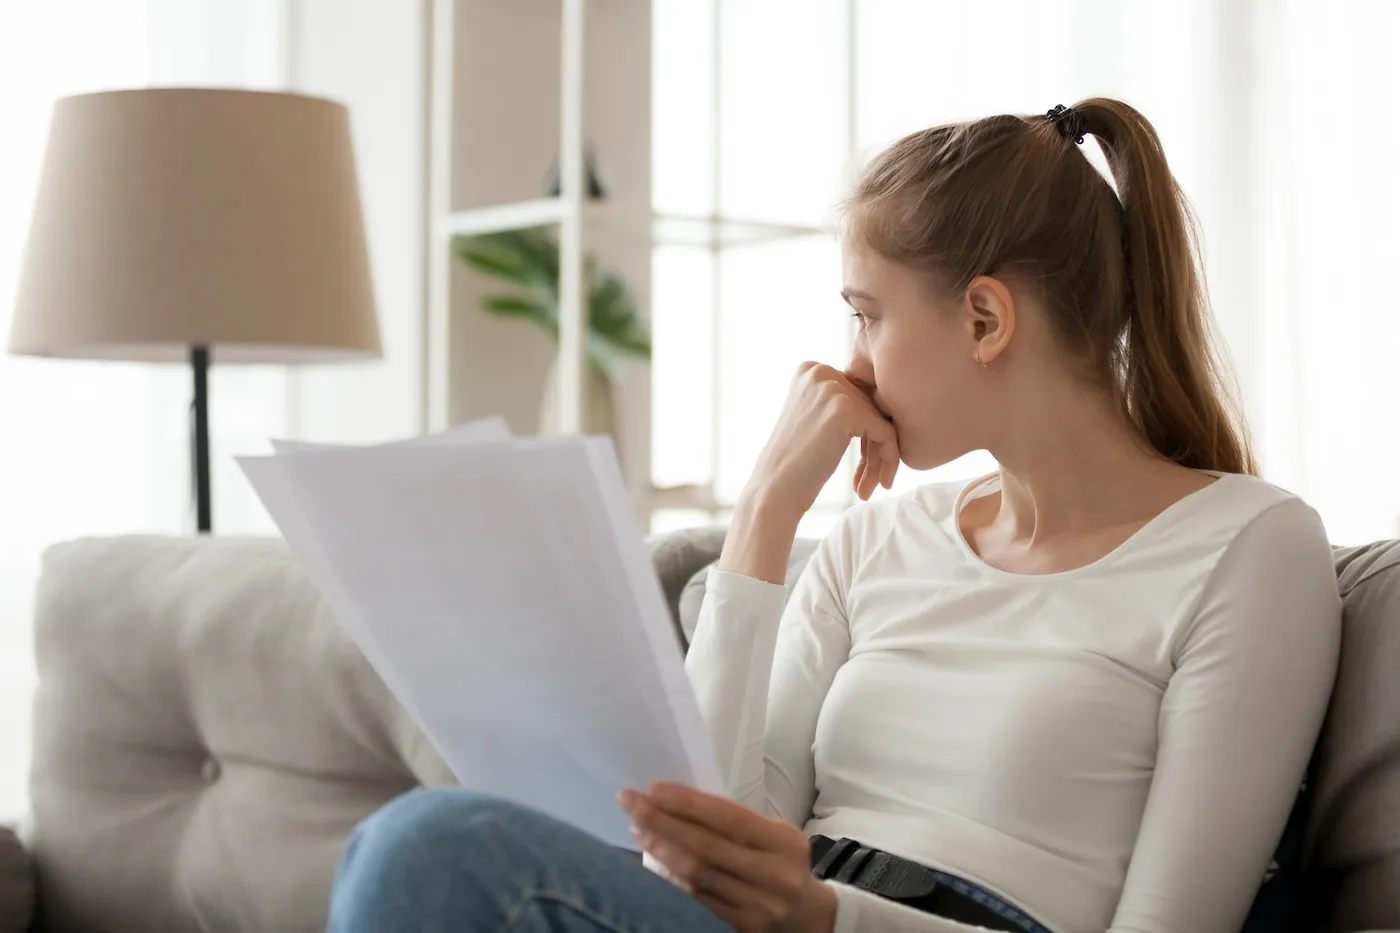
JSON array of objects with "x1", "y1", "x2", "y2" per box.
[{"x1": 329, "y1": 788, "x2": 736, "y2": 933}]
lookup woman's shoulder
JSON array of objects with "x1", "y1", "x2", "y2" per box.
[
  {"x1": 1170, "y1": 475, "x2": 1340, "y2": 663},
  {"x1": 1164, "y1": 472, "x2": 1324, "y2": 542},
  {"x1": 1208, "y1": 473, "x2": 1334, "y2": 564},
  {"x1": 1129, "y1": 472, "x2": 1334, "y2": 591}
]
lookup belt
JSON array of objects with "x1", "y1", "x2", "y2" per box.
[{"x1": 809, "y1": 835, "x2": 1045, "y2": 933}]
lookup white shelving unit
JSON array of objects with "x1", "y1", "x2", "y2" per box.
[
  {"x1": 423, "y1": 0, "x2": 834, "y2": 523},
  {"x1": 425, "y1": 0, "x2": 589, "y2": 437},
  {"x1": 424, "y1": 0, "x2": 642, "y2": 500}
]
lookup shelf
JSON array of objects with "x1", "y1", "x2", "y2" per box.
[
  {"x1": 650, "y1": 213, "x2": 829, "y2": 248},
  {"x1": 437, "y1": 197, "x2": 569, "y2": 238},
  {"x1": 436, "y1": 199, "x2": 828, "y2": 248}
]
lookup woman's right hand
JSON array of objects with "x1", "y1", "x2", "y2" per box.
[
  {"x1": 711, "y1": 364, "x2": 896, "y2": 582},
  {"x1": 719, "y1": 363, "x2": 898, "y2": 584},
  {"x1": 741, "y1": 362, "x2": 901, "y2": 522}
]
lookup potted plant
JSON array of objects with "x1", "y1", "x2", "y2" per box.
[{"x1": 453, "y1": 229, "x2": 651, "y2": 440}]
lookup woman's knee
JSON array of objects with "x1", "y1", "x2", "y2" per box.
[
  {"x1": 341, "y1": 787, "x2": 525, "y2": 876},
  {"x1": 331, "y1": 789, "x2": 542, "y2": 931}
]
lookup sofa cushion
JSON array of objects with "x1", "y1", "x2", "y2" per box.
[
  {"x1": 0, "y1": 824, "x2": 33, "y2": 933},
  {"x1": 1304, "y1": 540, "x2": 1400, "y2": 932},
  {"x1": 647, "y1": 526, "x2": 728, "y2": 645},
  {"x1": 28, "y1": 536, "x2": 455, "y2": 933},
  {"x1": 675, "y1": 536, "x2": 819, "y2": 645}
]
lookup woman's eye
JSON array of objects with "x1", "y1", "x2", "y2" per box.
[{"x1": 851, "y1": 311, "x2": 868, "y2": 326}]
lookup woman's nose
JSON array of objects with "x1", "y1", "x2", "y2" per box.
[{"x1": 846, "y1": 350, "x2": 874, "y2": 386}]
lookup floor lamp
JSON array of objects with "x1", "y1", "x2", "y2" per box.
[{"x1": 8, "y1": 88, "x2": 382, "y2": 533}]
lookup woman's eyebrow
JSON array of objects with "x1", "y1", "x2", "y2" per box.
[{"x1": 840, "y1": 287, "x2": 878, "y2": 304}]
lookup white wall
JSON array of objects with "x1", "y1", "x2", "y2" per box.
[{"x1": 288, "y1": 0, "x2": 427, "y2": 443}]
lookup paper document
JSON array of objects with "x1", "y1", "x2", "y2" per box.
[{"x1": 239, "y1": 422, "x2": 722, "y2": 846}]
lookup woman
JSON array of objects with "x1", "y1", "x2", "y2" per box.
[{"x1": 327, "y1": 99, "x2": 1341, "y2": 933}]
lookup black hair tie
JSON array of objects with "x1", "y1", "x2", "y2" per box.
[{"x1": 1046, "y1": 104, "x2": 1086, "y2": 145}]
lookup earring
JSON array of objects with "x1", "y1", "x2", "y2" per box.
[{"x1": 974, "y1": 348, "x2": 988, "y2": 369}]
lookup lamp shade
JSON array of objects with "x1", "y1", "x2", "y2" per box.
[{"x1": 8, "y1": 88, "x2": 381, "y2": 364}]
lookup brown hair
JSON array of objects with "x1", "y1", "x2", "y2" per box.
[{"x1": 844, "y1": 98, "x2": 1256, "y2": 475}]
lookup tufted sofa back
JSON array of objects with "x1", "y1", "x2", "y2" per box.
[
  {"x1": 24, "y1": 530, "x2": 1400, "y2": 933},
  {"x1": 28, "y1": 536, "x2": 453, "y2": 933}
]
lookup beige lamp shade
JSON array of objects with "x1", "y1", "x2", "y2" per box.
[{"x1": 9, "y1": 87, "x2": 381, "y2": 364}]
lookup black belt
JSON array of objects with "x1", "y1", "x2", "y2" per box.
[{"x1": 809, "y1": 835, "x2": 1030, "y2": 932}]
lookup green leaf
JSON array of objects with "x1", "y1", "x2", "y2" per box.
[
  {"x1": 588, "y1": 277, "x2": 629, "y2": 331},
  {"x1": 453, "y1": 231, "x2": 557, "y2": 295},
  {"x1": 611, "y1": 333, "x2": 652, "y2": 360},
  {"x1": 483, "y1": 295, "x2": 558, "y2": 336},
  {"x1": 455, "y1": 242, "x2": 530, "y2": 282},
  {"x1": 501, "y1": 230, "x2": 559, "y2": 295},
  {"x1": 455, "y1": 229, "x2": 650, "y2": 359},
  {"x1": 587, "y1": 274, "x2": 650, "y2": 359}
]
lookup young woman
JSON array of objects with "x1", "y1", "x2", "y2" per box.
[{"x1": 327, "y1": 99, "x2": 1341, "y2": 933}]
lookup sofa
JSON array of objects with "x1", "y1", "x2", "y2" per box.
[{"x1": 0, "y1": 528, "x2": 1396, "y2": 933}]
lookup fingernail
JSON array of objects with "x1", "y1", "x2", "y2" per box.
[
  {"x1": 628, "y1": 823, "x2": 641, "y2": 838},
  {"x1": 617, "y1": 789, "x2": 636, "y2": 810}
]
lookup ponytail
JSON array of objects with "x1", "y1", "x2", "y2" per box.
[
  {"x1": 1075, "y1": 98, "x2": 1256, "y2": 475},
  {"x1": 846, "y1": 97, "x2": 1256, "y2": 476}
]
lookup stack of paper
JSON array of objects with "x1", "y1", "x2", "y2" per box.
[{"x1": 238, "y1": 420, "x2": 722, "y2": 846}]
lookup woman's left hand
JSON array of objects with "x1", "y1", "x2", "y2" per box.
[{"x1": 618, "y1": 783, "x2": 837, "y2": 933}]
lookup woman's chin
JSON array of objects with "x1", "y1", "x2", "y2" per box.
[{"x1": 899, "y1": 442, "x2": 971, "y2": 473}]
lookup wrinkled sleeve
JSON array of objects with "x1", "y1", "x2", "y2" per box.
[
  {"x1": 684, "y1": 525, "x2": 850, "y2": 823},
  {"x1": 1107, "y1": 499, "x2": 1342, "y2": 933}
]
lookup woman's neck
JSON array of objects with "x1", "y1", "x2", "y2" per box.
[{"x1": 981, "y1": 385, "x2": 1192, "y2": 545}]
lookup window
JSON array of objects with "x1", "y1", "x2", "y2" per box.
[{"x1": 651, "y1": 0, "x2": 1400, "y2": 544}]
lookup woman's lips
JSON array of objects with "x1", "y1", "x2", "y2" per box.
[{"x1": 845, "y1": 372, "x2": 894, "y2": 421}]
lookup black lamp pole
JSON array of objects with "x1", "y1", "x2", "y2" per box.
[{"x1": 190, "y1": 345, "x2": 212, "y2": 534}]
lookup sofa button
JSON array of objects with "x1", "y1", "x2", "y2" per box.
[{"x1": 201, "y1": 757, "x2": 220, "y2": 783}]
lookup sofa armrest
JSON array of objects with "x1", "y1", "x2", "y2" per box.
[{"x1": 0, "y1": 825, "x2": 34, "y2": 933}]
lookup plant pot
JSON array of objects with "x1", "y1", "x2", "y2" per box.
[{"x1": 538, "y1": 358, "x2": 621, "y2": 448}]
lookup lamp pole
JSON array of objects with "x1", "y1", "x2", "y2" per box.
[{"x1": 190, "y1": 345, "x2": 212, "y2": 533}]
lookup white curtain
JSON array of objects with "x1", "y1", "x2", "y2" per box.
[
  {"x1": 1237, "y1": 0, "x2": 1400, "y2": 547},
  {"x1": 0, "y1": 0, "x2": 289, "y2": 821},
  {"x1": 651, "y1": 0, "x2": 1400, "y2": 546},
  {"x1": 856, "y1": 0, "x2": 1400, "y2": 545}
]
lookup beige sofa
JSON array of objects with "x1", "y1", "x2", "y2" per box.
[{"x1": 1, "y1": 529, "x2": 1397, "y2": 933}]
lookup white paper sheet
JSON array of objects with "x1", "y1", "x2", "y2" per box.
[
  {"x1": 238, "y1": 431, "x2": 721, "y2": 846},
  {"x1": 268, "y1": 417, "x2": 511, "y2": 454},
  {"x1": 246, "y1": 417, "x2": 514, "y2": 703}
]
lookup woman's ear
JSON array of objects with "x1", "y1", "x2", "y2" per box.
[{"x1": 964, "y1": 275, "x2": 1016, "y2": 365}]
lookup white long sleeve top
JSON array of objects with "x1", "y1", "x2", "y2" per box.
[{"x1": 684, "y1": 473, "x2": 1341, "y2": 933}]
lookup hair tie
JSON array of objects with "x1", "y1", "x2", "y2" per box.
[{"x1": 1046, "y1": 104, "x2": 1086, "y2": 145}]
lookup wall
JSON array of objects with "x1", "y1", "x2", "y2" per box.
[{"x1": 288, "y1": 0, "x2": 428, "y2": 443}]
